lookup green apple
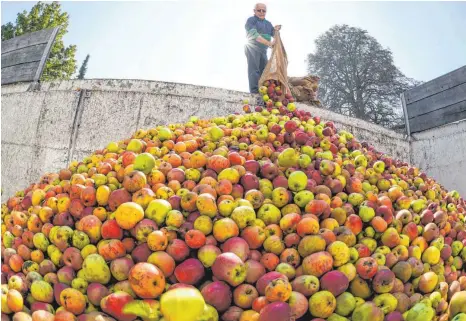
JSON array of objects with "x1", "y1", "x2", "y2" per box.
[
  {"x1": 259, "y1": 178, "x2": 273, "y2": 191},
  {"x1": 72, "y1": 231, "x2": 90, "y2": 250},
  {"x1": 422, "y1": 246, "x2": 440, "y2": 265},
  {"x1": 256, "y1": 126, "x2": 269, "y2": 140},
  {"x1": 373, "y1": 293, "x2": 397, "y2": 314},
  {"x1": 189, "y1": 116, "x2": 199, "y2": 123},
  {"x1": 133, "y1": 152, "x2": 156, "y2": 174},
  {"x1": 293, "y1": 190, "x2": 314, "y2": 208},
  {"x1": 71, "y1": 278, "x2": 89, "y2": 294},
  {"x1": 301, "y1": 145, "x2": 315, "y2": 158},
  {"x1": 107, "y1": 141, "x2": 119, "y2": 153},
  {"x1": 186, "y1": 168, "x2": 201, "y2": 182},
  {"x1": 411, "y1": 199, "x2": 426, "y2": 213},
  {"x1": 82, "y1": 254, "x2": 111, "y2": 284},
  {"x1": 197, "y1": 304, "x2": 219, "y2": 321},
  {"x1": 47, "y1": 245, "x2": 63, "y2": 266},
  {"x1": 358, "y1": 206, "x2": 375, "y2": 223},
  {"x1": 161, "y1": 288, "x2": 205, "y2": 321},
  {"x1": 257, "y1": 203, "x2": 282, "y2": 225},
  {"x1": 452, "y1": 241, "x2": 464, "y2": 256},
  {"x1": 158, "y1": 127, "x2": 173, "y2": 141},
  {"x1": 309, "y1": 291, "x2": 336, "y2": 318},
  {"x1": 355, "y1": 155, "x2": 368, "y2": 168},
  {"x1": 298, "y1": 154, "x2": 312, "y2": 168},
  {"x1": 373, "y1": 161, "x2": 385, "y2": 173},
  {"x1": 352, "y1": 302, "x2": 384, "y2": 321},
  {"x1": 2, "y1": 231, "x2": 14, "y2": 248},
  {"x1": 336, "y1": 292, "x2": 356, "y2": 316},
  {"x1": 145, "y1": 199, "x2": 172, "y2": 225},
  {"x1": 314, "y1": 125, "x2": 324, "y2": 137},
  {"x1": 33, "y1": 232, "x2": 50, "y2": 252},
  {"x1": 208, "y1": 126, "x2": 224, "y2": 142},
  {"x1": 231, "y1": 206, "x2": 256, "y2": 229},
  {"x1": 288, "y1": 171, "x2": 307, "y2": 192},
  {"x1": 127, "y1": 139, "x2": 143, "y2": 153},
  {"x1": 92, "y1": 173, "x2": 108, "y2": 186},
  {"x1": 278, "y1": 148, "x2": 299, "y2": 167},
  {"x1": 218, "y1": 199, "x2": 236, "y2": 217},
  {"x1": 272, "y1": 187, "x2": 290, "y2": 208},
  {"x1": 405, "y1": 300, "x2": 434, "y2": 321},
  {"x1": 452, "y1": 313, "x2": 466, "y2": 321},
  {"x1": 122, "y1": 299, "x2": 162, "y2": 320},
  {"x1": 30, "y1": 280, "x2": 53, "y2": 303}
]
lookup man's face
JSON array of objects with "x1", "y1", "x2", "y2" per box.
[{"x1": 254, "y1": 4, "x2": 266, "y2": 20}]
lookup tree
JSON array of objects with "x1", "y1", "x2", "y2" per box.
[
  {"x1": 77, "y1": 54, "x2": 90, "y2": 79},
  {"x1": 307, "y1": 24, "x2": 420, "y2": 129},
  {"x1": 1, "y1": 22, "x2": 15, "y2": 40},
  {"x1": 1, "y1": 1, "x2": 77, "y2": 81}
]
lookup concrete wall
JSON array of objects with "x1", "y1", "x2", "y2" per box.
[
  {"x1": 1, "y1": 78, "x2": 459, "y2": 202},
  {"x1": 410, "y1": 119, "x2": 466, "y2": 194},
  {"x1": 1, "y1": 79, "x2": 253, "y2": 201}
]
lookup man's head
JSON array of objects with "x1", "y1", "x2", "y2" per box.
[{"x1": 254, "y1": 3, "x2": 267, "y2": 20}]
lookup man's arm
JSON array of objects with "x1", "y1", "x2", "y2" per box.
[{"x1": 255, "y1": 35, "x2": 274, "y2": 47}]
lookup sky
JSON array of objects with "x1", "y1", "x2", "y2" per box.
[{"x1": 1, "y1": 1, "x2": 466, "y2": 92}]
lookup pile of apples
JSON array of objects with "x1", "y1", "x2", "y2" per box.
[
  {"x1": 243, "y1": 80, "x2": 297, "y2": 113},
  {"x1": 2, "y1": 80, "x2": 466, "y2": 321}
]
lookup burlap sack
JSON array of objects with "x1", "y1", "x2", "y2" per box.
[
  {"x1": 291, "y1": 86, "x2": 315, "y2": 102},
  {"x1": 289, "y1": 76, "x2": 320, "y2": 91},
  {"x1": 289, "y1": 77, "x2": 310, "y2": 87},
  {"x1": 288, "y1": 75, "x2": 320, "y2": 102},
  {"x1": 258, "y1": 30, "x2": 290, "y2": 98}
]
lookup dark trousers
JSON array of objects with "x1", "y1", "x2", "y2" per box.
[{"x1": 245, "y1": 45, "x2": 268, "y2": 94}]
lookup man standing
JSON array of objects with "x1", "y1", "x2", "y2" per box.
[{"x1": 245, "y1": 3, "x2": 281, "y2": 98}]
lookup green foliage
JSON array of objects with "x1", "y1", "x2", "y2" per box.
[
  {"x1": 77, "y1": 54, "x2": 90, "y2": 79},
  {"x1": 307, "y1": 24, "x2": 420, "y2": 129},
  {"x1": 1, "y1": 1, "x2": 77, "y2": 81},
  {"x1": 1, "y1": 22, "x2": 15, "y2": 40}
]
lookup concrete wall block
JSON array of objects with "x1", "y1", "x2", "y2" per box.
[
  {"x1": 411, "y1": 119, "x2": 466, "y2": 169},
  {"x1": 1, "y1": 92, "x2": 46, "y2": 145},
  {"x1": 426, "y1": 162, "x2": 466, "y2": 194},
  {"x1": 74, "y1": 91, "x2": 143, "y2": 152},
  {"x1": 197, "y1": 98, "x2": 228, "y2": 117},
  {"x1": 225, "y1": 101, "x2": 243, "y2": 115},
  {"x1": 138, "y1": 94, "x2": 169, "y2": 128},
  {"x1": 203, "y1": 86, "x2": 247, "y2": 102},
  {"x1": 1, "y1": 144, "x2": 34, "y2": 201},
  {"x1": 28, "y1": 147, "x2": 69, "y2": 186},
  {"x1": 36, "y1": 91, "x2": 81, "y2": 149},
  {"x1": 139, "y1": 94, "x2": 201, "y2": 128},
  {"x1": 410, "y1": 119, "x2": 466, "y2": 195},
  {"x1": 71, "y1": 149, "x2": 94, "y2": 165}
]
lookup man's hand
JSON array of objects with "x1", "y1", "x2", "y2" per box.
[
  {"x1": 269, "y1": 39, "x2": 275, "y2": 48},
  {"x1": 274, "y1": 25, "x2": 281, "y2": 31}
]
